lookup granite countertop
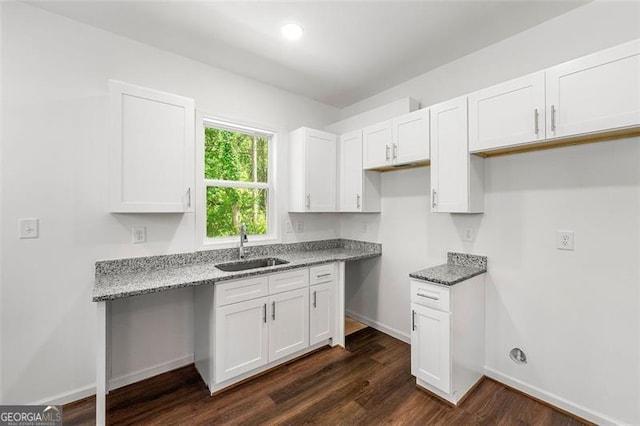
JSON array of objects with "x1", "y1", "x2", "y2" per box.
[
  {"x1": 93, "y1": 239, "x2": 381, "y2": 302},
  {"x1": 409, "y1": 252, "x2": 487, "y2": 286}
]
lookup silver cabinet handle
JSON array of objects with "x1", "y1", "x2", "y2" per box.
[
  {"x1": 412, "y1": 310, "x2": 416, "y2": 331},
  {"x1": 317, "y1": 273, "x2": 331, "y2": 278},
  {"x1": 356, "y1": 194, "x2": 361, "y2": 209},
  {"x1": 385, "y1": 145, "x2": 390, "y2": 161},
  {"x1": 392, "y1": 144, "x2": 398, "y2": 160},
  {"x1": 186, "y1": 187, "x2": 191, "y2": 208},
  {"x1": 306, "y1": 194, "x2": 311, "y2": 209},
  {"x1": 432, "y1": 189, "x2": 437, "y2": 208},
  {"x1": 551, "y1": 104, "x2": 556, "y2": 132},
  {"x1": 313, "y1": 290, "x2": 317, "y2": 308},
  {"x1": 534, "y1": 108, "x2": 539, "y2": 135},
  {"x1": 263, "y1": 303, "x2": 267, "y2": 323},
  {"x1": 417, "y1": 293, "x2": 439, "y2": 301},
  {"x1": 272, "y1": 301, "x2": 276, "y2": 320}
]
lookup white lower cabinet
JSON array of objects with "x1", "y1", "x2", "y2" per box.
[
  {"x1": 411, "y1": 304, "x2": 451, "y2": 394},
  {"x1": 215, "y1": 298, "x2": 269, "y2": 383},
  {"x1": 195, "y1": 264, "x2": 337, "y2": 393},
  {"x1": 268, "y1": 288, "x2": 309, "y2": 360},
  {"x1": 310, "y1": 283, "x2": 333, "y2": 345},
  {"x1": 410, "y1": 276, "x2": 485, "y2": 405},
  {"x1": 309, "y1": 264, "x2": 335, "y2": 345}
]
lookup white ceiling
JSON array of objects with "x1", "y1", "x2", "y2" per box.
[{"x1": 29, "y1": 1, "x2": 588, "y2": 108}]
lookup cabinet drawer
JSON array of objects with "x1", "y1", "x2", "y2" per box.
[
  {"x1": 410, "y1": 279, "x2": 451, "y2": 313},
  {"x1": 215, "y1": 276, "x2": 269, "y2": 307},
  {"x1": 309, "y1": 264, "x2": 335, "y2": 285},
  {"x1": 268, "y1": 268, "x2": 309, "y2": 295}
]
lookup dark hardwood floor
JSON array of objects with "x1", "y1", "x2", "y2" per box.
[{"x1": 64, "y1": 328, "x2": 588, "y2": 425}]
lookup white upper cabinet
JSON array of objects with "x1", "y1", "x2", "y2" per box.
[
  {"x1": 108, "y1": 80, "x2": 194, "y2": 213},
  {"x1": 362, "y1": 109, "x2": 430, "y2": 170},
  {"x1": 289, "y1": 127, "x2": 337, "y2": 212},
  {"x1": 339, "y1": 130, "x2": 381, "y2": 212},
  {"x1": 430, "y1": 97, "x2": 484, "y2": 214},
  {"x1": 393, "y1": 108, "x2": 430, "y2": 165},
  {"x1": 546, "y1": 39, "x2": 640, "y2": 139},
  {"x1": 468, "y1": 72, "x2": 546, "y2": 152},
  {"x1": 362, "y1": 121, "x2": 392, "y2": 169}
]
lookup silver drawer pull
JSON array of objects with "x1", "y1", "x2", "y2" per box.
[
  {"x1": 417, "y1": 292, "x2": 439, "y2": 301},
  {"x1": 316, "y1": 273, "x2": 331, "y2": 278}
]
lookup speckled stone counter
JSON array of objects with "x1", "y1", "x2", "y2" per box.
[
  {"x1": 409, "y1": 252, "x2": 487, "y2": 286},
  {"x1": 93, "y1": 239, "x2": 381, "y2": 301}
]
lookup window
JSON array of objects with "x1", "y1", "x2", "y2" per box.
[{"x1": 200, "y1": 118, "x2": 275, "y2": 243}]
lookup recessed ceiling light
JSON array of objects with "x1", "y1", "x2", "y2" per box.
[{"x1": 281, "y1": 23, "x2": 303, "y2": 40}]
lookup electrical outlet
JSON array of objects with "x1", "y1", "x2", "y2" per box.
[
  {"x1": 463, "y1": 227, "x2": 474, "y2": 242},
  {"x1": 19, "y1": 218, "x2": 39, "y2": 239},
  {"x1": 556, "y1": 231, "x2": 574, "y2": 250},
  {"x1": 132, "y1": 226, "x2": 146, "y2": 244},
  {"x1": 295, "y1": 221, "x2": 304, "y2": 233},
  {"x1": 285, "y1": 221, "x2": 293, "y2": 233}
]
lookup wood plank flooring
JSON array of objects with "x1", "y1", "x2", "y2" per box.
[
  {"x1": 64, "y1": 328, "x2": 587, "y2": 425},
  {"x1": 345, "y1": 317, "x2": 368, "y2": 336}
]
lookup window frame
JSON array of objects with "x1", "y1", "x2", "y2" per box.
[{"x1": 196, "y1": 113, "x2": 279, "y2": 250}]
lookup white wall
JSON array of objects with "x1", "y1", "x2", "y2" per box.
[
  {"x1": 342, "y1": 1, "x2": 640, "y2": 424},
  {"x1": 341, "y1": 1, "x2": 640, "y2": 119},
  {"x1": 0, "y1": 3, "x2": 339, "y2": 405}
]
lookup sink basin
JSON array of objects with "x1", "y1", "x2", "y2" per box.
[{"x1": 215, "y1": 257, "x2": 289, "y2": 272}]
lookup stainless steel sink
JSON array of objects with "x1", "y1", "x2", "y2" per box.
[{"x1": 215, "y1": 257, "x2": 289, "y2": 272}]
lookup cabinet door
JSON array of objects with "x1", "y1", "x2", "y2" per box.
[
  {"x1": 215, "y1": 298, "x2": 268, "y2": 383},
  {"x1": 269, "y1": 288, "x2": 309, "y2": 361},
  {"x1": 304, "y1": 129, "x2": 337, "y2": 211},
  {"x1": 469, "y1": 72, "x2": 545, "y2": 152},
  {"x1": 310, "y1": 283, "x2": 333, "y2": 345},
  {"x1": 393, "y1": 109, "x2": 430, "y2": 165},
  {"x1": 108, "y1": 80, "x2": 194, "y2": 213},
  {"x1": 362, "y1": 121, "x2": 392, "y2": 169},
  {"x1": 430, "y1": 97, "x2": 470, "y2": 213},
  {"x1": 339, "y1": 130, "x2": 363, "y2": 212},
  {"x1": 411, "y1": 304, "x2": 451, "y2": 394},
  {"x1": 546, "y1": 39, "x2": 640, "y2": 139}
]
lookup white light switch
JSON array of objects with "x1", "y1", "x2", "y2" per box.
[{"x1": 19, "y1": 218, "x2": 39, "y2": 239}]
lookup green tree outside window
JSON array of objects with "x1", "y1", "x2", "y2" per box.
[{"x1": 204, "y1": 127, "x2": 269, "y2": 238}]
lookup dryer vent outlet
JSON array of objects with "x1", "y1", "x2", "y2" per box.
[{"x1": 509, "y1": 348, "x2": 527, "y2": 364}]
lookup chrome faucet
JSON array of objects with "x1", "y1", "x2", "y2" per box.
[{"x1": 239, "y1": 223, "x2": 248, "y2": 259}]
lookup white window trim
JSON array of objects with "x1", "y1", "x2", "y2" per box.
[{"x1": 195, "y1": 112, "x2": 279, "y2": 250}]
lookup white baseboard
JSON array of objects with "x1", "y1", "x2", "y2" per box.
[
  {"x1": 109, "y1": 354, "x2": 194, "y2": 391},
  {"x1": 345, "y1": 310, "x2": 410, "y2": 344},
  {"x1": 31, "y1": 354, "x2": 195, "y2": 406},
  {"x1": 32, "y1": 383, "x2": 97, "y2": 406},
  {"x1": 484, "y1": 367, "x2": 622, "y2": 425}
]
